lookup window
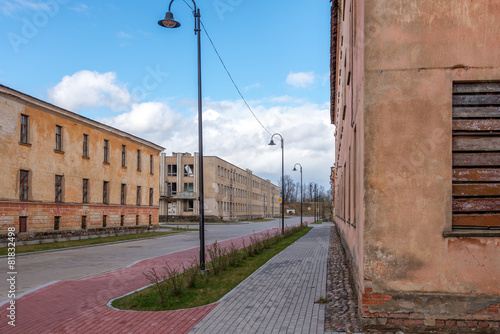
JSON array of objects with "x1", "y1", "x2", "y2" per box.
[
  {"x1": 121, "y1": 184, "x2": 126, "y2": 205},
  {"x1": 184, "y1": 200, "x2": 194, "y2": 212},
  {"x1": 55, "y1": 125, "x2": 63, "y2": 151},
  {"x1": 150, "y1": 155, "x2": 154, "y2": 174},
  {"x1": 136, "y1": 215, "x2": 139, "y2": 225},
  {"x1": 184, "y1": 182, "x2": 194, "y2": 192},
  {"x1": 55, "y1": 175, "x2": 63, "y2": 202},
  {"x1": 19, "y1": 216, "x2": 27, "y2": 233},
  {"x1": 136, "y1": 186, "x2": 141, "y2": 205},
  {"x1": 149, "y1": 215, "x2": 152, "y2": 226},
  {"x1": 149, "y1": 188, "x2": 154, "y2": 206},
  {"x1": 168, "y1": 182, "x2": 177, "y2": 196},
  {"x1": 19, "y1": 170, "x2": 29, "y2": 201},
  {"x1": 121, "y1": 215, "x2": 124, "y2": 227},
  {"x1": 83, "y1": 134, "x2": 89, "y2": 158},
  {"x1": 103, "y1": 215, "x2": 107, "y2": 228},
  {"x1": 81, "y1": 216, "x2": 87, "y2": 230},
  {"x1": 104, "y1": 140, "x2": 109, "y2": 163},
  {"x1": 83, "y1": 178, "x2": 89, "y2": 203},
  {"x1": 137, "y1": 150, "x2": 141, "y2": 171},
  {"x1": 184, "y1": 164, "x2": 194, "y2": 177},
  {"x1": 452, "y1": 81, "x2": 500, "y2": 230},
  {"x1": 122, "y1": 145, "x2": 127, "y2": 167},
  {"x1": 20, "y1": 114, "x2": 29, "y2": 144},
  {"x1": 54, "y1": 216, "x2": 60, "y2": 231},
  {"x1": 167, "y1": 164, "x2": 177, "y2": 177},
  {"x1": 103, "y1": 181, "x2": 109, "y2": 204}
]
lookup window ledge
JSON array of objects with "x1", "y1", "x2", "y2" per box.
[
  {"x1": 443, "y1": 230, "x2": 500, "y2": 238},
  {"x1": 122, "y1": 166, "x2": 127, "y2": 169},
  {"x1": 54, "y1": 149, "x2": 64, "y2": 154},
  {"x1": 19, "y1": 142, "x2": 32, "y2": 147},
  {"x1": 103, "y1": 162, "x2": 110, "y2": 165},
  {"x1": 82, "y1": 156, "x2": 90, "y2": 160}
]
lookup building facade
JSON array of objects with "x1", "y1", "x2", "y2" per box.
[
  {"x1": 331, "y1": 0, "x2": 500, "y2": 330},
  {"x1": 0, "y1": 85, "x2": 164, "y2": 234},
  {"x1": 159, "y1": 152, "x2": 280, "y2": 220}
]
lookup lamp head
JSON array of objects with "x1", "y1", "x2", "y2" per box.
[
  {"x1": 292, "y1": 167, "x2": 297, "y2": 172},
  {"x1": 158, "y1": 11, "x2": 181, "y2": 28},
  {"x1": 268, "y1": 138, "x2": 276, "y2": 146}
]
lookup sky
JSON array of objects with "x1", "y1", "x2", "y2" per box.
[{"x1": 0, "y1": 0, "x2": 334, "y2": 190}]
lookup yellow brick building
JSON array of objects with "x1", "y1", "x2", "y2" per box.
[
  {"x1": 0, "y1": 85, "x2": 164, "y2": 233},
  {"x1": 159, "y1": 152, "x2": 280, "y2": 220}
]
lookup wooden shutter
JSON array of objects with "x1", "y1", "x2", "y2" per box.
[{"x1": 452, "y1": 82, "x2": 500, "y2": 229}]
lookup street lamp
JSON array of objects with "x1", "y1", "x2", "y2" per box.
[
  {"x1": 269, "y1": 133, "x2": 284, "y2": 234},
  {"x1": 158, "y1": 0, "x2": 206, "y2": 270},
  {"x1": 292, "y1": 163, "x2": 303, "y2": 227}
]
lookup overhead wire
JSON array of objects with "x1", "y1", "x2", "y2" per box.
[{"x1": 181, "y1": 0, "x2": 273, "y2": 136}]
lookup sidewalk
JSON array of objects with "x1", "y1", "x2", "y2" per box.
[
  {"x1": 1, "y1": 223, "x2": 337, "y2": 333},
  {"x1": 190, "y1": 224, "x2": 331, "y2": 334}
]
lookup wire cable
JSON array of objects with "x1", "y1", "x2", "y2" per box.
[
  {"x1": 200, "y1": 21, "x2": 273, "y2": 136},
  {"x1": 180, "y1": 0, "x2": 273, "y2": 135}
]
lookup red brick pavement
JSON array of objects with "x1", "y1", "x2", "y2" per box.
[{"x1": 1, "y1": 227, "x2": 283, "y2": 334}]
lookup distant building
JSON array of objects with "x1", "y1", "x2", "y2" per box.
[
  {"x1": 159, "y1": 152, "x2": 280, "y2": 220},
  {"x1": 331, "y1": 0, "x2": 500, "y2": 331},
  {"x1": 0, "y1": 85, "x2": 164, "y2": 233}
]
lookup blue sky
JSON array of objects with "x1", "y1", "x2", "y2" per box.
[{"x1": 0, "y1": 0, "x2": 334, "y2": 190}]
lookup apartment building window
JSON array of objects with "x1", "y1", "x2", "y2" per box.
[
  {"x1": 19, "y1": 170, "x2": 29, "y2": 201},
  {"x1": 122, "y1": 145, "x2": 127, "y2": 167},
  {"x1": 19, "y1": 216, "x2": 28, "y2": 233},
  {"x1": 121, "y1": 184, "x2": 126, "y2": 205},
  {"x1": 168, "y1": 182, "x2": 177, "y2": 196},
  {"x1": 81, "y1": 216, "x2": 87, "y2": 229},
  {"x1": 184, "y1": 182, "x2": 194, "y2": 192},
  {"x1": 55, "y1": 125, "x2": 63, "y2": 151},
  {"x1": 150, "y1": 155, "x2": 154, "y2": 174},
  {"x1": 54, "y1": 216, "x2": 60, "y2": 231},
  {"x1": 55, "y1": 175, "x2": 63, "y2": 202},
  {"x1": 82, "y1": 178, "x2": 89, "y2": 203},
  {"x1": 20, "y1": 114, "x2": 29, "y2": 144},
  {"x1": 149, "y1": 188, "x2": 154, "y2": 206},
  {"x1": 167, "y1": 164, "x2": 177, "y2": 176},
  {"x1": 452, "y1": 81, "x2": 500, "y2": 230},
  {"x1": 136, "y1": 186, "x2": 141, "y2": 205},
  {"x1": 104, "y1": 140, "x2": 109, "y2": 163},
  {"x1": 184, "y1": 200, "x2": 194, "y2": 212},
  {"x1": 103, "y1": 181, "x2": 109, "y2": 204},
  {"x1": 83, "y1": 134, "x2": 89, "y2": 158},
  {"x1": 184, "y1": 164, "x2": 194, "y2": 177},
  {"x1": 137, "y1": 150, "x2": 141, "y2": 171}
]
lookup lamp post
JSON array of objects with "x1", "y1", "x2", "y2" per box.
[
  {"x1": 269, "y1": 133, "x2": 284, "y2": 234},
  {"x1": 158, "y1": 0, "x2": 206, "y2": 270},
  {"x1": 292, "y1": 163, "x2": 303, "y2": 227}
]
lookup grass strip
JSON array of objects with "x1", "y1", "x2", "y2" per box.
[
  {"x1": 0, "y1": 228, "x2": 195, "y2": 256},
  {"x1": 111, "y1": 226, "x2": 312, "y2": 311}
]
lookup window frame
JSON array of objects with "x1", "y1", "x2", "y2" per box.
[
  {"x1": 82, "y1": 178, "x2": 89, "y2": 203},
  {"x1": 184, "y1": 164, "x2": 194, "y2": 177},
  {"x1": 167, "y1": 164, "x2": 177, "y2": 177},
  {"x1": 20, "y1": 114, "x2": 30, "y2": 144},
  {"x1": 83, "y1": 134, "x2": 89, "y2": 158},
  {"x1": 136, "y1": 186, "x2": 141, "y2": 206},
  {"x1": 104, "y1": 140, "x2": 109, "y2": 163},
  {"x1": 19, "y1": 170, "x2": 29, "y2": 201},
  {"x1": 122, "y1": 145, "x2": 127, "y2": 167},
  {"x1": 55, "y1": 175, "x2": 63, "y2": 203},
  {"x1": 103, "y1": 181, "x2": 109, "y2": 204},
  {"x1": 55, "y1": 125, "x2": 63, "y2": 151}
]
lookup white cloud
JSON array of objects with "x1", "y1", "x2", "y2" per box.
[
  {"x1": 47, "y1": 70, "x2": 133, "y2": 112},
  {"x1": 286, "y1": 71, "x2": 315, "y2": 89},
  {"x1": 0, "y1": 0, "x2": 49, "y2": 15},
  {"x1": 47, "y1": 70, "x2": 334, "y2": 189}
]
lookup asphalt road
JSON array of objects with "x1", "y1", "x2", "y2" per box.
[{"x1": 1, "y1": 216, "x2": 311, "y2": 304}]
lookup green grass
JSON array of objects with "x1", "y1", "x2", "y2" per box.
[
  {"x1": 0, "y1": 229, "x2": 195, "y2": 256},
  {"x1": 111, "y1": 226, "x2": 312, "y2": 311}
]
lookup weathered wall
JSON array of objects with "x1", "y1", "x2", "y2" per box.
[
  {"x1": 0, "y1": 86, "x2": 163, "y2": 232},
  {"x1": 361, "y1": 0, "x2": 500, "y2": 327}
]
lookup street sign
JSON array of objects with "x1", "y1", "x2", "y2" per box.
[{"x1": 278, "y1": 197, "x2": 282, "y2": 203}]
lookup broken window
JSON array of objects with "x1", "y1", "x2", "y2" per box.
[
  {"x1": 184, "y1": 164, "x2": 194, "y2": 177},
  {"x1": 167, "y1": 164, "x2": 177, "y2": 176}
]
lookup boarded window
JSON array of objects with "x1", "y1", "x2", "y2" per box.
[
  {"x1": 452, "y1": 82, "x2": 500, "y2": 229},
  {"x1": 19, "y1": 216, "x2": 27, "y2": 233}
]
